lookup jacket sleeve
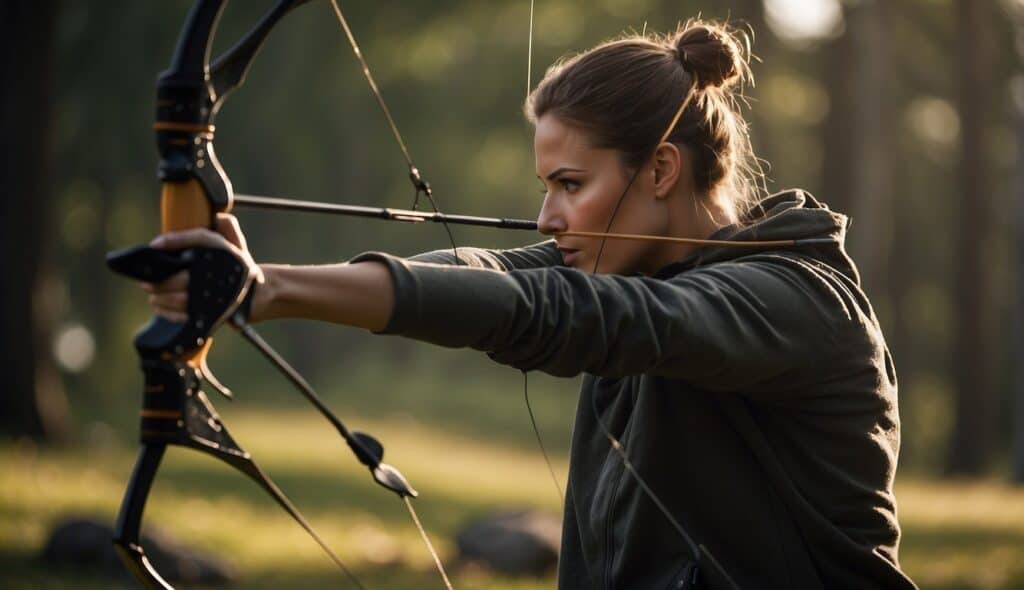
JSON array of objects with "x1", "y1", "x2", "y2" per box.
[
  {"x1": 407, "y1": 240, "x2": 562, "y2": 270},
  {"x1": 350, "y1": 251, "x2": 844, "y2": 388}
]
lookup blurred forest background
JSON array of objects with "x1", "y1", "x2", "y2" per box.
[{"x1": 2, "y1": 0, "x2": 1024, "y2": 588}]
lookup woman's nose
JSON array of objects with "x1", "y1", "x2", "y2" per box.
[{"x1": 536, "y1": 195, "x2": 567, "y2": 236}]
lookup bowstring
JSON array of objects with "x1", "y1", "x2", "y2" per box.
[
  {"x1": 327, "y1": 2, "x2": 459, "y2": 586},
  {"x1": 526, "y1": 0, "x2": 535, "y2": 98},
  {"x1": 328, "y1": 0, "x2": 460, "y2": 263},
  {"x1": 322, "y1": 0, "x2": 706, "y2": 578},
  {"x1": 321, "y1": 0, "x2": 716, "y2": 581},
  {"x1": 523, "y1": 371, "x2": 563, "y2": 499},
  {"x1": 591, "y1": 87, "x2": 694, "y2": 272},
  {"x1": 404, "y1": 497, "x2": 455, "y2": 590},
  {"x1": 588, "y1": 80, "x2": 704, "y2": 562},
  {"x1": 520, "y1": 0, "x2": 566, "y2": 505}
]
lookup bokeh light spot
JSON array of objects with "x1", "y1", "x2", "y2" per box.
[
  {"x1": 53, "y1": 323, "x2": 96, "y2": 373},
  {"x1": 764, "y1": 0, "x2": 843, "y2": 44}
]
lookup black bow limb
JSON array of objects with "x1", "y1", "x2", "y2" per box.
[
  {"x1": 155, "y1": 0, "x2": 313, "y2": 212},
  {"x1": 109, "y1": 0, "x2": 455, "y2": 586},
  {"x1": 107, "y1": 244, "x2": 415, "y2": 588},
  {"x1": 111, "y1": 373, "x2": 364, "y2": 590}
]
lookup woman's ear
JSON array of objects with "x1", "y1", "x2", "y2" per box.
[
  {"x1": 652, "y1": 143, "x2": 684, "y2": 200},
  {"x1": 651, "y1": 143, "x2": 684, "y2": 200}
]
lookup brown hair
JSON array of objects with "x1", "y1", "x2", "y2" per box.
[{"x1": 525, "y1": 19, "x2": 765, "y2": 216}]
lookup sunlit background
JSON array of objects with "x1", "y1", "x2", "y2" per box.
[{"x1": 2, "y1": 0, "x2": 1024, "y2": 588}]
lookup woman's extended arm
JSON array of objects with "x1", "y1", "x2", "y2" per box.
[
  {"x1": 145, "y1": 216, "x2": 840, "y2": 389},
  {"x1": 355, "y1": 250, "x2": 849, "y2": 389},
  {"x1": 144, "y1": 214, "x2": 560, "y2": 332},
  {"x1": 144, "y1": 216, "x2": 396, "y2": 331},
  {"x1": 254, "y1": 239, "x2": 562, "y2": 328},
  {"x1": 255, "y1": 262, "x2": 394, "y2": 330}
]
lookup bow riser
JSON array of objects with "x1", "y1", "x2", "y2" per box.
[
  {"x1": 155, "y1": 0, "x2": 315, "y2": 219},
  {"x1": 156, "y1": 0, "x2": 228, "y2": 219},
  {"x1": 111, "y1": 2, "x2": 403, "y2": 587}
]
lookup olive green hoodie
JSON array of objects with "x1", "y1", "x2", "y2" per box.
[{"x1": 353, "y1": 189, "x2": 916, "y2": 589}]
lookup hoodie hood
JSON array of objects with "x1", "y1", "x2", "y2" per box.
[{"x1": 657, "y1": 188, "x2": 859, "y2": 284}]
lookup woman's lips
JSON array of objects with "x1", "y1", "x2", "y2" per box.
[{"x1": 558, "y1": 247, "x2": 580, "y2": 265}]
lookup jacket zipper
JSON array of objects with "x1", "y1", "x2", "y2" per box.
[
  {"x1": 602, "y1": 458, "x2": 624, "y2": 590},
  {"x1": 601, "y1": 381, "x2": 639, "y2": 590}
]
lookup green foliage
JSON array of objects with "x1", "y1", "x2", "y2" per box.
[{"x1": 0, "y1": 406, "x2": 568, "y2": 589}]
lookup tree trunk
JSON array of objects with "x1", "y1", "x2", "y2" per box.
[
  {"x1": 0, "y1": 0, "x2": 70, "y2": 441},
  {"x1": 947, "y1": 0, "x2": 995, "y2": 475},
  {"x1": 1012, "y1": 6, "x2": 1024, "y2": 484},
  {"x1": 845, "y1": 1, "x2": 894, "y2": 296},
  {"x1": 820, "y1": 10, "x2": 857, "y2": 219},
  {"x1": 1015, "y1": 90, "x2": 1024, "y2": 482}
]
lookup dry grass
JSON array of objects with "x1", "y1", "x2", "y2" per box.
[{"x1": 1, "y1": 408, "x2": 1022, "y2": 589}]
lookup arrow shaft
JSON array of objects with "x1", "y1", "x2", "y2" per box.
[
  {"x1": 557, "y1": 230, "x2": 806, "y2": 248},
  {"x1": 233, "y1": 193, "x2": 538, "y2": 230}
]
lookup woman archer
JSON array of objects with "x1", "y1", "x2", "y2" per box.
[{"x1": 144, "y1": 19, "x2": 918, "y2": 590}]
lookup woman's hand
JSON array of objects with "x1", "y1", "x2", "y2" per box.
[
  {"x1": 142, "y1": 213, "x2": 264, "y2": 323},
  {"x1": 142, "y1": 212, "x2": 394, "y2": 330}
]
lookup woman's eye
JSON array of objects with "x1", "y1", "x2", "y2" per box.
[
  {"x1": 537, "y1": 178, "x2": 580, "y2": 197},
  {"x1": 560, "y1": 179, "x2": 581, "y2": 193}
]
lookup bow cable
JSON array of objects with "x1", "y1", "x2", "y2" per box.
[
  {"x1": 519, "y1": 0, "x2": 566, "y2": 506},
  {"x1": 404, "y1": 497, "x2": 455, "y2": 590},
  {"x1": 526, "y1": 0, "x2": 535, "y2": 98},
  {"x1": 584, "y1": 73, "x2": 743, "y2": 587},
  {"x1": 327, "y1": 0, "x2": 460, "y2": 263},
  {"x1": 590, "y1": 85, "x2": 696, "y2": 273},
  {"x1": 523, "y1": 370, "x2": 563, "y2": 499},
  {"x1": 235, "y1": 318, "x2": 453, "y2": 589},
  {"x1": 589, "y1": 84, "x2": 705, "y2": 560},
  {"x1": 326, "y1": 2, "x2": 457, "y2": 586}
]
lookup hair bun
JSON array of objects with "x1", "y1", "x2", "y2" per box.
[{"x1": 673, "y1": 23, "x2": 746, "y2": 90}]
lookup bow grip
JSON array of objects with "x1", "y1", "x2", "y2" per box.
[
  {"x1": 106, "y1": 246, "x2": 250, "y2": 361},
  {"x1": 106, "y1": 245, "x2": 194, "y2": 284},
  {"x1": 160, "y1": 177, "x2": 221, "y2": 232}
]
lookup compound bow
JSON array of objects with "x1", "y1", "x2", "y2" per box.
[{"x1": 105, "y1": 1, "x2": 530, "y2": 587}]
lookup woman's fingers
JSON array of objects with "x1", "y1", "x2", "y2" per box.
[
  {"x1": 215, "y1": 213, "x2": 248, "y2": 251},
  {"x1": 213, "y1": 214, "x2": 263, "y2": 283},
  {"x1": 151, "y1": 306, "x2": 189, "y2": 324},
  {"x1": 148, "y1": 289, "x2": 188, "y2": 314},
  {"x1": 144, "y1": 218, "x2": 262, "y2": 322},
  {"x1": 150, "y1": 227, "x2": 231, "y2": 251},
  {"x1": 141, "y1": 270, "x2": 189, "y2": 294},
  {"x1": 140, "y1": 270, "x2": 189, "y2": 314}
]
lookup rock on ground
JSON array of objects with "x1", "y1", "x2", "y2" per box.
[
  {"x1": 455, "y1": 508, "x2": 560, "y2": 576},
  {"x1": 40, "y1": 515, "x2": 235, "y2": 585}
]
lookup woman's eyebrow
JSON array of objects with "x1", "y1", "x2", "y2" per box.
[{"x1": 542, "y1": 167, "x2": 585, "y2": 180}]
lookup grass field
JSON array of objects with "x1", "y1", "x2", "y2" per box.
[{"x1": 2, "y1": 402, "x2": 1023, "y2": 589}]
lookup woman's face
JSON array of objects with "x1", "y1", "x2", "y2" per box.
[{"x1": 534, "y1": 115, "x2": 673, "y2": 275}]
